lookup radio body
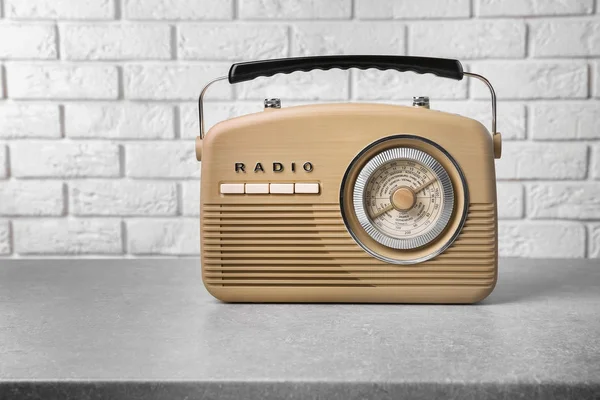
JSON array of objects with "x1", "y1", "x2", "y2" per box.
[{"x1": 196, "y1": 56, "x2": 502, "y2": 304}]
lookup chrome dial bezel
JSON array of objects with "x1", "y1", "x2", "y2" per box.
[{"x1": 353, "y1": 147, "x2": 454, "y2": 250}]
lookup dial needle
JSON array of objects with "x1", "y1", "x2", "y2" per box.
[
  {"x1": 413, "y1": 178, "x2": 436, "y2": 194},
  {"x1": 371, "y1": 204, "x2": 393, "y2": 219}
]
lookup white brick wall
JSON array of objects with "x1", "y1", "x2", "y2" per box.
[
  {"x1": 65, "y1": 104, "x2": 175, "y2": 139},
  {"x1": 0, "y1": 0, "x2": 599, "y2": 258},
  {"x1": 410, "y1": 20, "x2": 526, "y2": 59},
  {"x1": 5, "y1": 0, "x2": 115, "y2": 20},
  {"x1": 13, "y1": 219, "x2": 123, "y2": 255},
  {"x1": 0, "y1": 104, "x2": 61, "y2": 138},
  {"x1": 124, "y1": 0, "x2": 232, "y2": 20},
  {"x1": 7, "y1": 64, "x2": 119, "y2": 99},
  {"x1": 71, "y1": 181, "x2": 178, "y2": 216},
  {"x1": 356, "y1": 0, "x2": 470, "y2": 19},
  {"x1": 530, "y1": 19, "x2": 600, "y2": 57},
  {"x1": 0, "y1": 145, "x2": 7, "y2": 179},
  {"x1": 124, "y1": 63, "x2": 232, "y2": 100},
  {"x1": 239, "y1": 0, "x2": 351, "y2": 19},
  {"x1": 469, "y1": 61, "x2": 588, "y2": 99},
  {"x1": 593, "y1": 145, "x2": 600, "y2": 179},
  {"x1": 0, "y1": 23, "x2": 57, "y2": 59},
  {"x1": 178, "y1": 24, "x2": 288, "y2": 60},
  {"x1": 127, "y1": 219, "x2": 199, "y2": 255},
  {"x1": 0, "y1": 181, "x2": 64, "y2": 216},
  {"x1": 499, "y1": 222, "x2": 586, "y2": 258},
  {"x1": 11, "y1": 141, "x2": 120, "y2": 178},
  {"x1": 476, "y1": 0, "x2": 594, "y2": 17},
  {"x1": 531, "y1": 103, "x2": 600, "y2": 140},
  {"x1": 62, "y1": 23, "x2": 171, "y2": 60},
  {"x1": 590, "y1": 224, "x2": 600, "y2": 258},
  {"x1": 292, "y1": 22, "x2": 404, "y2": 55},
  {"x1": 0, "y1": 220, "x2": 10, "y2": 254}
]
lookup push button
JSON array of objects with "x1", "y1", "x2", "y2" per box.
[
  {"x1": 220, "y1": 182, "x2": 320, "y2": 195},
  {"x1": 269, "y1": 183, "x2": 294, "y2": 194},
  {"x1": 295, "y1": 183, "x2": 320, "y2": 194},
  {"x1": 220, "y1": 183, "x2": 244, "y2": 194},
  {"x1": 245, "y1": 183, "x2": 269, "y2": 194}
]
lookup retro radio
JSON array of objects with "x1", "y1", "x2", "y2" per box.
[{"x1": 195, "y1": 56, "x2": 502, "y2": 303}]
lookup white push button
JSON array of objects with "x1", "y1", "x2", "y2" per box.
[
  {"x1": 220, "y1": 183, "x2": 244, "y2": 194},
  {"x1": 245, "y1": 183, "x2": 269, "y2": 194},
  {"x1": 295, "y1": 183, "x2": 320, "y2": 194},
  {"x1": 270, "y1": 183, "x2": 294, "y2": 194}
]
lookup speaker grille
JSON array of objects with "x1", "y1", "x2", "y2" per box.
[{"x1": 202, "y1": 203, "x2": 496, "y2": 288}]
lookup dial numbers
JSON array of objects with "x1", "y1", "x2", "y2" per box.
[
  {"x1": 352, "y1": 147, "x2": 455, "y2": 250},
  {"x1": 365, "y1": 160, "x2": 444, "y2": 240}
]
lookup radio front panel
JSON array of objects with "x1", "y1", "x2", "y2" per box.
[{"x1": 199, "y1": 103, "x2": 498, "y2": 303}]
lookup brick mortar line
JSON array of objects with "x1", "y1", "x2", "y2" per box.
[
  {"x1": 58, "y1": 104, "x2": 65, "y2": 137},
  {"x1": 3, "y1": 177, "x2": 202, "y2": 182},
  {"x1": 1, "y1": 15, "x2": 598, "y2": 23},
  {"x1": 0, "y1": 65, "x2": 7, "y2": 98},
  {"x1": 16, "y1": 181, "x2": 580, "y2": 186},
  {"x1": 121, "y1": 220, "x2": 127, "y2": 254},
  {"x1": 116, "y1": 65, "x2": 124, "y2": 99},
  {"x1": 588, "y1": 63, "x2": 594, "y2": 99},
  {"x1": 61, "y1": 182, "x2": 69, "y2": 216},
  {"x1": 2, "y1": 99, "x2": 600, "y2": 104},
  {"x1": 173, "y1": 105, "x2": 181, "y2": 139},
  {"x1": 5, "y1": 178, "x2": 589, "y2": 183},
  {"x1": 586, "y1": 225, "x2": 592, "y2": 257},
  {"x1": 524, "y1": 22, "x2": 530, "y2": 58},
  {"x1": 8, "y1": 221, "x2": 14, "y2": 257},
  {"x1": 5, "y1": 138, "x2": 600, "y2": 144},
  {"x1": 0, "y1": 255, "x2": 202, "y2": 259},
  {"x1": 114, "y1": 0, "x2": 121, "y2": 19},
  {"x1": 118, "y1": 144, "x2": 125, "y2": 178},
  {"x1": 176, "y1": 183, "x2": 184, "y2": 217},
  {"x1": 4, "y1": 57, "x2": 599, "y2": 63},
  {"x1": 286, "y1": 25, "x2": 292, "y2": 57},
  {"x1": 54, "y1": 23, "x2": 62, "y2": 61},
  {"x1": 2, "y1": 59, "x2": 598, "y2": 66},
  {"x1": 170, "y1": 24, "x2": 178, "y2": 60},
  {"x1": 3, "y1": 217, "x2": 597, "y2": 223},
  {"x1": 3, "y1": 98, "x2": 598, "y2": 103},
  {"x1": 4, "y1": 140, "x2": 10, "y2": 178},
  {"x1": 4, "y1": 216, "x2": 200, "y2": 221},
  {"x1": 5, "y1": 15, "x2": 593, "y2": 28},
  {"x1": 523, "y1": 103, "x2": 529, "y2": 140},
  {"x1": 404, "y1": 24, "x2": 409, "y2": 55},
  {"x1": 2, "y1": 216, "x2": 597, "y2": 223}
]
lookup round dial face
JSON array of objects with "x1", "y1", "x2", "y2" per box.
[
  {"x1": 365, "y1": 159, "x2": 444, "y2": 240},
  {"x1": 353, "y1": 147, "x2": 454, "y2": 250}
]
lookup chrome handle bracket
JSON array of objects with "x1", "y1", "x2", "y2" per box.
[
  {"x1": 198, "y1": 76, "x2": 227, "y2": 140},
  {"x1": 464, "y1": 72, "x2": 497, "y2": 135}
]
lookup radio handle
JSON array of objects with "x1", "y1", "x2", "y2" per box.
[
  {"x1": 228, "y1": 56, "x2": 464, "y2": 83},
  {"x1": 198, "y1": 57, "x2": 498, "y2": 139}
]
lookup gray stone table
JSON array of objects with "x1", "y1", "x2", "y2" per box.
[{"x1": 0, "y1": 259, "x2": 599, "y2": 400}]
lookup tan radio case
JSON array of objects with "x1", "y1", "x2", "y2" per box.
[{"x1": 195, "y1": 56, "x2": 502, "y2": 304}]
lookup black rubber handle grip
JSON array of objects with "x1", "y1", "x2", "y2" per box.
[{"x1": 228, "y1": 55, "x2": 464, "y2": 84}]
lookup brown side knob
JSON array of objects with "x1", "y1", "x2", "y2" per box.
[
  {"x1": 493, "y1": 132, "x2": 502, "y2": 159},
  {"x1": 195, "y1": 136, "x2": 203, "y2": 161}
]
